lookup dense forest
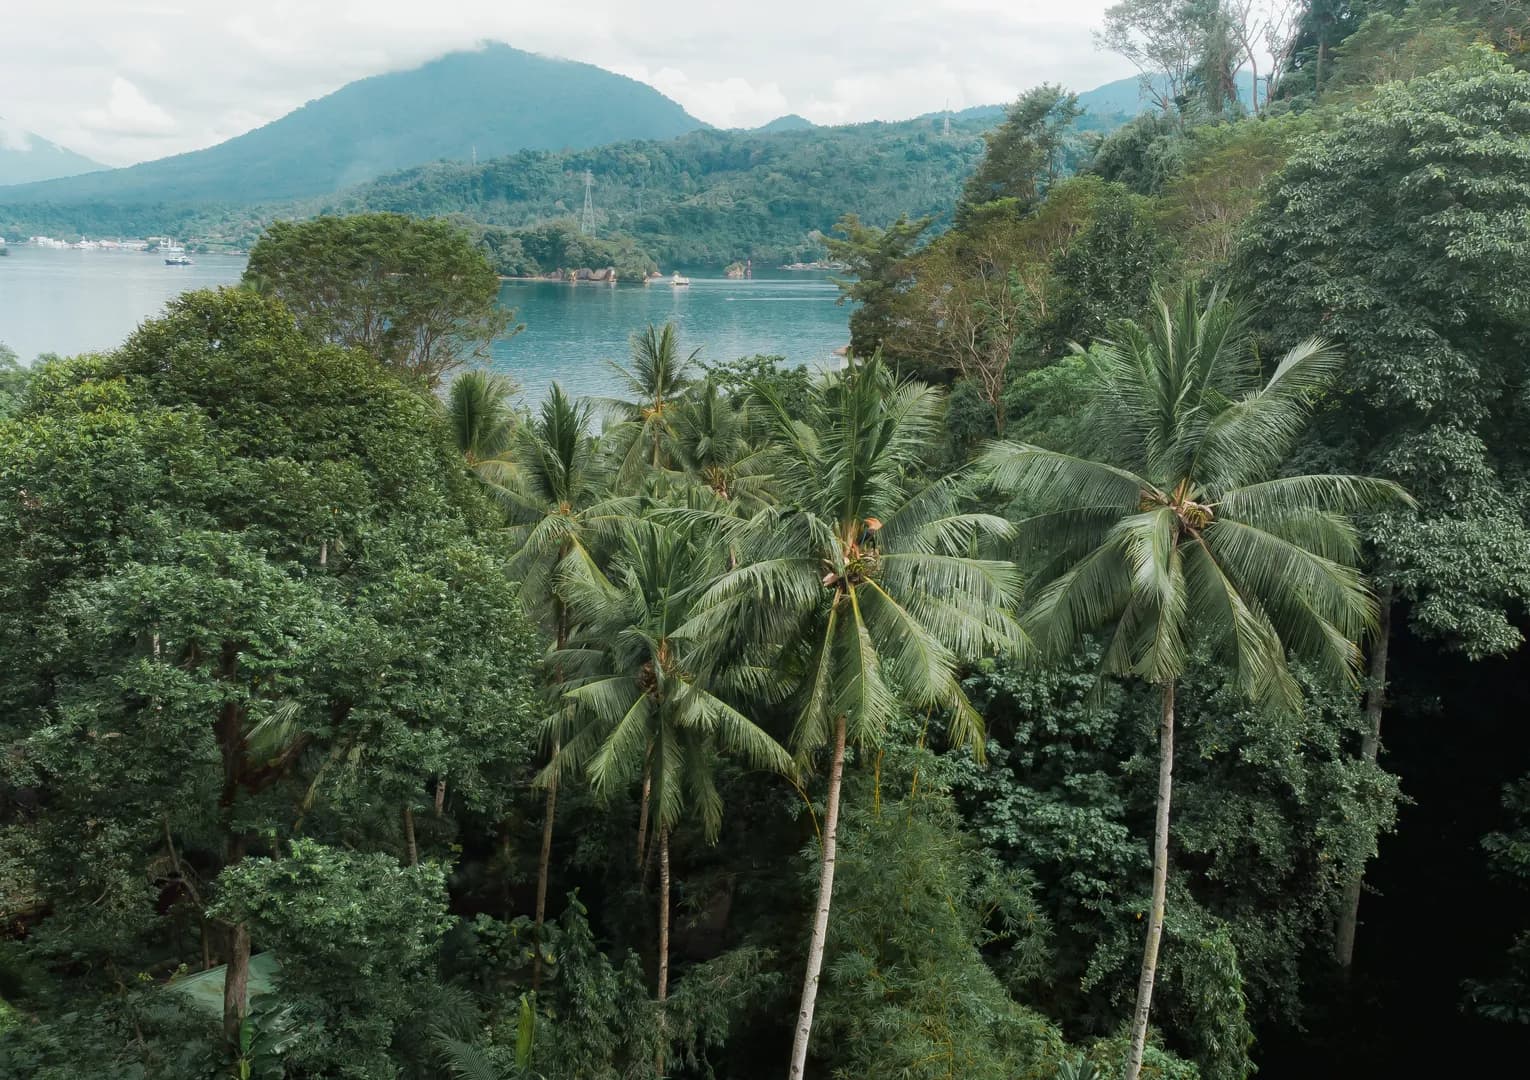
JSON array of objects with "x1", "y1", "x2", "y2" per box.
[
  {"x1": 311, "y1": 102, "x2": 1127, "y2": 272},
  {"x1": 4, "y1": 1, "x2": 1530, "y2": 1078}
]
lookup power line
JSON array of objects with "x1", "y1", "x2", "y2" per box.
[{"x1": 580, "y1": 170, "x2": 596, "y2": 235}]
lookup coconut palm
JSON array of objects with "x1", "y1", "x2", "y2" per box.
[
  {"x1": 446, "y1": 368, "x2": 519, "y2": 499},
  {"x1": 979, "y1": 284, "x2": 1409, "y2": 1080},
  {"x1": 599, "y1": 321, "x2": 700, "y2": 485},
  {"x1": 668, "y1": 375, "x2": 775, "y2": 512},
  {"x1": 499, "y1": 383, "x2": 639, "y2": 972},
  {"x1": 680, "y1": 356, "x2": 1024, "y2": 1080},
  {"x1": 545, "y1": 517, "x2": 792, "y2": 1070}
]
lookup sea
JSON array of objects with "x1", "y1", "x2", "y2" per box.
[{"x1": 0, "y1": 245, "x2": 851, "y2": 401}]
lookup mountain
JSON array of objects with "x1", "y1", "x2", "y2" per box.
[
  {"x1": 0, "y1": 43, "x2": 703, "y2": 208},
  {"x1": 1076, "y1": 71, "x2": 1259, "y2": 116},
  {"x1": 0, "y1": 119, "x2": 103, "y2": 186},
  {"x1": 313, "y1": 114, "x2": 1005, "y2": 267},
  {"x1": 755, "y1": 114, "x2": 815, "y2": 133}
]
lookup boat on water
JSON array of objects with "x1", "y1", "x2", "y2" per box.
[
  {"x1": 163, "y1": 242, "x2": 193, "y2": 266},
  {"x1": 669, "y1": 273, "x2": 691, "y2": 287}
]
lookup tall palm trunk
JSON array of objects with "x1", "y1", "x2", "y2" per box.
[
  {"x1": 637, "y1": 751, "x2": 654, "y2": 871},
  {"x1": 1335, "y1": 586, "x2": 1393, "y2": 971},
  {"x1": 1125, "y1": 680, "x2": 1176, "y2": 1080},
  {"x1": 533, "y1": 609, "x2": 569, "y2": 990},
  {"x1": 532, "y1": 754, "x2": 558, "y2": 992},
  {"x1": 656, "y1": 828, "x2": 672, "y2": 1077},
  {"x1": 787, "y1": 715, "x2": 847, "y2": 1080}
]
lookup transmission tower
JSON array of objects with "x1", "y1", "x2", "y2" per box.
[
  {"x1": 943, "y1": 99, "x2": 952, "y2": 137},
  {"x1": 580, "y1": 170, "x2": 596, "y2": 235}
]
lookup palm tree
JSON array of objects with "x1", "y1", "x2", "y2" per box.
[
  {"x1": 545, "y1": 518, "x2": 792, "y2": 1071},
  {"x1": 682, "y1": 357, "x2": 1025, "y2": 1080},
  {"x1": 446, "y1": 368, "x2": 519, "y2": 499},
  {"x1": 599, "y1": 321, "x2": 699, "y2": 485},
  {"x1": 500, "y1": 384, "x2": 638, "y2": 975},
  {"x1": 980, "y1": 284, "x2": 1408, "y2": 1080},
  {"x1": 668, "y1": 376, "x2": 775, "y2": 513}
]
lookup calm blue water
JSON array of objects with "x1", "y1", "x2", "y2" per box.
[
  {"x1": 0, "y1": 245, "x2": 850, "y2": 401},
  {"x1": 493, "y1": 273, "x2": 849, "y2": 402}
]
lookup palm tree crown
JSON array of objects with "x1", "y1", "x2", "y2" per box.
[
  {"x1": 668, "y1": 376, "x2": 775, "y2": 513},
  {"x1": 446, "y1": 368, "x2": 519, "y2": 497},
  {"x1": 691, "y1": 357, "x2": 1026, "y2": 755},
  {"x1": 983, "y1": 285, "x2": 1407, "y2": 702},
  {"x1": 600, "y1": 321, "x2": 701, "y2": 484},
  {"x1": 501, "y1": 383, "x2": 637, "y2": 609},
  {"x1": 547, "y1": 518, "x2": 793, "y2": 842}
]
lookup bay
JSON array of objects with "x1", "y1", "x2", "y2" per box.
[{"x1": 0, "y1": 246, "x2": 850, "y2": 401}]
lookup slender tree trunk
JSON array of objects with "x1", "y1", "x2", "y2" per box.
[
  {"x1": 434, "y1": 777, "x2": 447, "y2": 816},
  {"x1": 402, "y1": 805, "x2": 418, "y2": 866},
  {"x1": 223, "y1": 921, "x2": 250, "y2": 1043},
  {"x1": 532, "y1": 753, "x2": 558, "y2": 991},
  {"x1": 656, "y1": 828, "x2": 672, "y2": 1077},
  {"x1": 1124, "y1": 680, "x2": 1176, "y2": 1080},
  {"x1": 534, "y1": 609, "x2": 569, "y2": 990},
  {"x1": 637, "y1": 753, "x2": 653, "y2": 871},
  {"x1": 1335, "y1": 586, "x2": 1393, "y2": 971},
  {"x1": 1316, "y1": 39, "x2": 1328, "y2": 96},
  {"x1": 786, "y1": 715, "x2": 847, "y2": 1080}
]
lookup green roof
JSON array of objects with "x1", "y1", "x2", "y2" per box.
[{"x1": 164, "y1": 952, "x2": 281, "y2": 1015}]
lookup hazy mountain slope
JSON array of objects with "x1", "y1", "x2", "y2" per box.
[
  {"x1": 0, "y1": 119, "x2": 103, "y2": 186},
  {"x1": 755, "y1": 114, "x2": 816, "y2": 132},
  {"x1": 0, "y1": 43, "x2": 703, "y2": 207}
]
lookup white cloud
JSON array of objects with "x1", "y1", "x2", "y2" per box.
[
  {"x1": 0, "y1": 117, "x2": 33, "y2": 153},
  {"x1": 0, "y1": 0, "x2": 1137, "y2": 167},
  {"x1": 80, "y1": 78, "x2": 177, "y2": 137}
]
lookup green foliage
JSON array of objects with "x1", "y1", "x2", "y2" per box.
[
  {"x1": 0, "y1": 288, "x2": 540, "y2": 1071},
  {"x1": 1233, "y1": 54, "x2": 1530, "y2": 657},
  {"x1": 1326, "y1": 4, "x2": 1487, "y2": 95},
  {"x1": 0, "y1": 341, "x2": 28, "y2": 418},
  {"x1": 813, "y1": 777, "x2": 1068, "y2": 1080},
  {"x1": 824, "y1": 212, "x2": 934, "y2": 358},
  {"x1": 983, "y1": 283, "x2": 1401, "y2": 705},
  {"x1": 1467, "y1": 774, "x2": 1530, "y2": 1023},
  {"x1": 447, "y1": 368, "x2": 520, "y2": 497},
  {"x1": 1088, "y1": 112, "x2": 1186, "y2": 195},
  {"x1": 245, "y1": 212, "x2": 514, "y2": 388},
  {"x1": 547, "y1": 516, "x2": 793, "y2": 843},
  {"x1": 463, "y1": 217, "x2": 658, "y2": 280},
  {"x1": 952, "y1": 650, "x2": 1398, "y2": 1070},
  {"x1": 210, "y1": 839, "x2": 454, "y2": 1076},
  {"x1": 1042, "y1": 177, "x2": 1170, "y2": 347},
  {"x1": 959, "y1": 84, "x2": 1085, "y2": 220},
  {"x1": 695, "y1": 357, "x2": 1025, "y2": 755}
]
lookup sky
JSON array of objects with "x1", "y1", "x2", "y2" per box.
[{"x1": 1, "y1": 0, "x2": 1137, "y2": 167}]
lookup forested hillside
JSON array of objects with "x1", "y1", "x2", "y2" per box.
[
  {"x1": 320, "y1": 117, "x2": 1001, "y2": 268},
  {"x1": 0, "y1": 44, "x2": 702, "y2": 209},
  {"x1": 3, "y1": 2, "x2": 1530, "y2": 1079}
]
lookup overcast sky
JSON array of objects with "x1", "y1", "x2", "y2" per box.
[{"x1": 2, "y1": 0, "x2": 1137, "y2": 167}]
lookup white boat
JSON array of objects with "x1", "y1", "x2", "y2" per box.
[
  {"x1": 669, "y1": 273, "x2": 691, "y2": 287},
  {"x1": 163, "y1": 241, "x2": 193, "y2": 266}
]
